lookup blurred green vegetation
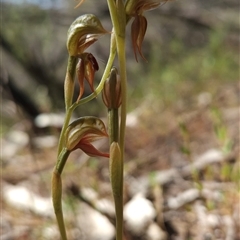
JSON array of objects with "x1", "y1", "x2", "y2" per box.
[
  {"x1": 1, "y1": 1, "x2": 239, "y2": 121},
  {"x1": 129, "y1": 28, "x2": 238, "y2": 108}
]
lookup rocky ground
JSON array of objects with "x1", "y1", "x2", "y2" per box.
[{"x1": 1, "y1": 81, "x2": 239, "y2": 240}]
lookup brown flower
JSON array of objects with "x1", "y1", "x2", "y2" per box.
[
  {"x1": 131, "y1": 14, "x2": 147, "y2": 62},
  {"x1": 65, "y1": 117, "x2": 109, "y2": 158},
  {"x1": 126, "y1": 0, "x2": 169, "y2": 61},
  {"x1": 76, "y1": 53, "x2": 99, "y2": 101}
]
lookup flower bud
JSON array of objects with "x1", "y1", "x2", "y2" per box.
[
  {"x1": 67, "y1": 14, "x2": 108, "y2": 56},
  {"x1": 102, "y1": 67, "x2": 122, "y2": 109}
]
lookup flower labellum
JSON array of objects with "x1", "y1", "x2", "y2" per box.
[
  {"x1": 67, "y1": 14, "x2": 108, "y2": 56},
  {"x1": 65, "y1": 117, "x2": 109, "y2": 158}
]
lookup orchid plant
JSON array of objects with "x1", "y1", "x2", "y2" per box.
[{"x1": 51, "y1": 0, "x2": 168, "y2": 239}]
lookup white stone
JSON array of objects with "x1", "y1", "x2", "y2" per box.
[
  {"x1": 77, "y1": 203, "x2": 115, "y2": 240},
  {"x1": 207, "y1": 214, "x2": 220, "y2": 228},
  {"x1": 3, "y1": 183, "x2": 54, "y2": 218},
  {"x1": 32, "y1": 135, "x2": 58, "y2": 148},
  {"x1": 167, "y1": 188, "x2": 200, "y2": 209},
  {"x1": 34, "y1": 113, "x2": 65, "y2": 128},
  {"x1": 2, "y1": 131, "x2": 29, "y2": 160},
  {"x1": 146, "y1": 222, "x2": 167, "y2": 240},
  {"x1": 6, "y1": 130, "x2": 29, "y2": 146},
  {"x1": 124, "y1": 193, "x2": 156, "y2": 235},
  {"x1": 126, "y1": 111, "x2": 139, "y2": 127},
  {"x1": 42, "y1": 225, "x2": 59, "y2": 239}
]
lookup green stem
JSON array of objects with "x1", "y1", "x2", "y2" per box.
[
  {"x1": 107, "y1": 1, "x2": 126, "y2": 239},
  {"x1": 52, "y1": 149, "x2": 71, "y2": 240},
  {"x1": 114, "y1": 33, "x2": 126, "y2": 240},
  {"x1": 109, "y1": 108, "x2": 119, "y2": 143},
  {"x1": 57, "y1": 108, "x2": 74, "y2": 156},
  {"x1": 56, "y1": 148, "x2": 71, "y2": 174},
  {"x1": 114, "y1": 191, "x2": 123, "y2": 240},
  {"x1": 116, "y1": 38, "x2": 127, "y2": 154},
  {"x1": 52, "y1": 171, "x2": 67, "y2": 240},
  {"x1": 108, "y1": 106, "x2": 122, "y2": 239},
  {"x1": 106, "y1": 0, "x2": 127, "y2": 153}
]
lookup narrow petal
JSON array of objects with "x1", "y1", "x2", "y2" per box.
[
  {"x1": 84, "y1": 54, "x2": 99, "y2": 94},
  {"x1": 76, "y1": 59, "x2": 85, "y2": 101},
  {"x1": 88, "y1": 53, "x2": 99, "y2": 71},
  {"x1": 85, "y1": 63, "x2": 95, "y2": 93},
  {"x1": 136, "y1": 15, "x2": 147, "y2": 61},
  {"x1": 131, "y1": 16, "x2": 141, "y2": 62},
  {"x1": 131, "y1": 15, "x2": 148, "y2": 61}
]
